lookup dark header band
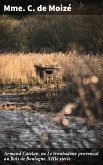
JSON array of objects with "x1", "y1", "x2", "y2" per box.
[{"x1": 0, "y1": 0, "x2": 103, "y2": 15}]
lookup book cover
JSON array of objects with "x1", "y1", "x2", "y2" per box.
[{"x1": 0, "y1": 0, "x2": 103, "y2": 164}]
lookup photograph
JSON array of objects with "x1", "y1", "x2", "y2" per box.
[{"x1": 0, "y1": 0, "x2": 103, "y2": 164}]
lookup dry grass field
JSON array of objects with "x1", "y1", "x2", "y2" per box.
[
  {"x1": 0, "y1": 52, "x2": 102, "y2": 85},
  {"x1": 0, "y1": 53, "x2": 102, "y2": 121}
]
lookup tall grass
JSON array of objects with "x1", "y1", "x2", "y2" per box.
[
  {"x1": 0, "y1": 52, "x2": 102, "y2": 121},
  {"x1": 0, "y1": 52, "x2": 102, "y2": 85}
]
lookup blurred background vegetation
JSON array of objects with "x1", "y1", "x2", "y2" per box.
[{"x1": 0, "y1": 15, "x2": 103, "y2": 54}]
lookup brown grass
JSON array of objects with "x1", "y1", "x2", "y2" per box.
[
  {"x1": 0, "y1": 52, "x2": 102, "y2": 121},
  {"x1": 0, "y1": 52, "x2": 102, "y2": 85}
]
